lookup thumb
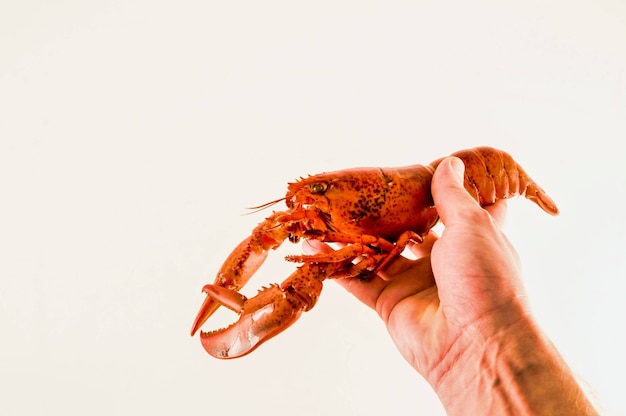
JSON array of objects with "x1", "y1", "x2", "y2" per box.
[{"x1": 431, "y1": 156, "x2": 480, "y2": 225}]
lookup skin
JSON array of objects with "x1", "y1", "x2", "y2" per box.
[{"x1": 305, "y1": 157, "x2": 599, "y2": 416}]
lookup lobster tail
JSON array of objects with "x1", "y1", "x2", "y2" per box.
[
  {"x1": 433, "y1": 147, "x2": 559, "y2": 216},
  {"x1": 520, "y1": 181, "x2": 559, "y2": 216}
]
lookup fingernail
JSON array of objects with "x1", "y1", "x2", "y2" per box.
[
  {"x1": 302, "y1": 240, "x2": 315, "y2": 255},
  {"x1": 450, "y1": 157, "x2": 465, "y2": 181}
]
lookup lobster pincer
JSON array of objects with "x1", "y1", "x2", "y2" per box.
[{"x1": 194, "y1": 261, "x2": 346, "y2": 358}]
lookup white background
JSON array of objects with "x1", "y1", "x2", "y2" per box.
[{"x1": 1, "y1": 1, "x2": 625, "y2": 415}]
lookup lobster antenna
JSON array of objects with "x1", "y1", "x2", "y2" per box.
[{"x1": 243, "y1": 197, "x2": 285, "y2": 216}]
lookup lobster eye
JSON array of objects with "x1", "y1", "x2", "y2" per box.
[{"x1": 309, "y1": 182, "x2": 328, "y2": 194}]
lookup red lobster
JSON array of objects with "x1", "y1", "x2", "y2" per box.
[{"x1": 190, "y1": 147, "x2": 559, "y2": 358}]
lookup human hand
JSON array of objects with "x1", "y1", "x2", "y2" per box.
[
  {"x1": 306, "y1": 157, "x2": 524, "y2": 380},
  {"x1": 305, "y1": 156, "x2": 598, "y2": 415}
]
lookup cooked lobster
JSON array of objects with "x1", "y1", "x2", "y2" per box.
[{"x1": 190, "y1": 146, "x2": 558, "y2": 359}]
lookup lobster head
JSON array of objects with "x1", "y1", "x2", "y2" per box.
[{"x1": 286, "y1": 166, "x2": 439, "y2": 241}]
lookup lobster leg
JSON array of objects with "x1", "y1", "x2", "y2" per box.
[
  {"x1": 198, "y1": 262, "x2": 342, "y2": 359},
  {"x1": 286, "y1": 231, "x2": 411, "y2": 278}
]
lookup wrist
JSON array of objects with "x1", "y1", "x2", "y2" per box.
[{"x1": 429, "y1": 310, "x2": 598, "y2": 416}]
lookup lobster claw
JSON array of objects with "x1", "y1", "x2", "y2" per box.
[
  {"x1": 191, "y1": 209, "x2": 319, "y2": 345},
  {"x1": 190, "y1": 234, "x2": 272, "y2": 337},
  {"x1": 197, "y1": 263, "x2": 332, "y2": 359}
]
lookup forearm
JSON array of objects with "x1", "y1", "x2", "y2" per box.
[{"x1": 431, "y1": 316, "x2": 599, "y2": 416}]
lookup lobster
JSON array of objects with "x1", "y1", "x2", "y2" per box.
[{"x1": 190, "y1": 146, "x2": 559, "y2": 359}]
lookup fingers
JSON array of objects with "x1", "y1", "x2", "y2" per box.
[
  {"x1": 303, "y1": 239, "x2": 389, "y2": 309},
  {"x1": 374, "y1": 256, "x2": 436, "y2": 323},
  {"x1": 407, "y1": 231, "x2": 438, "y2": 258},
  {"x1": 336, "y1": 256, "x2": 435, "y2": 321},
  {"x1": 378, "y1": 255, "x2": 422, "y2": 280},
  {"x1": 303, "y1": 236, "x2": 435, "y2": 282},
  {"x1": 431, "y1": 157, "x2": 479, "y2": 226},
  {"x1": 484, "y1": 199, "x2": 507, "y2": 228},
  {"x1": 432, "y1": 157, "x2": 508, "y2": 228},
  {"x1": 333, "y1": 273, "x2": 387, "y2": 311},
  {"x1": 302, "y1": 239, "x2": 333, "y2": 255},
  {"x1": 302, "y1": 239, "x2": 424, "y2": 311}
]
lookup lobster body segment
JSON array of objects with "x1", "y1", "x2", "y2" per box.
[{"x1": 191, "y1": 147, "x2": 558, "y2": 358}]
